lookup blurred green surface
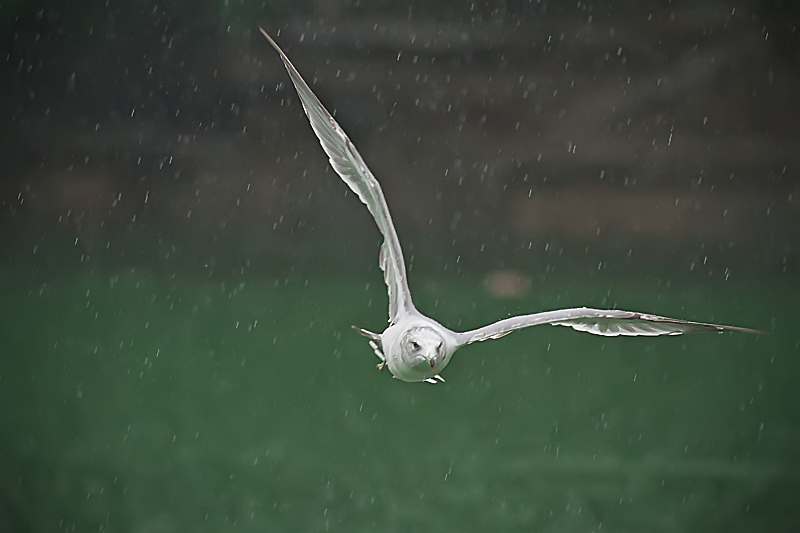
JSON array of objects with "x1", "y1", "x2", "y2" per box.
[{"x1": 0, "y1": 267, "x2": 796, "y2": 532}]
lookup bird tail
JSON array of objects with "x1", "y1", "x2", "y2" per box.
[{"x1": 351, "y1": 325, "x2": 381, "y2": 344}]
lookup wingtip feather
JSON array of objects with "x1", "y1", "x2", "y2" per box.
[{"x1": 259, "y1": 27, "x2": 285, "y2": 57}]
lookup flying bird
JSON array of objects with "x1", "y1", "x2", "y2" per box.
[{"x1": 259, "y1": 29, "x2": 760, "y2": 384}]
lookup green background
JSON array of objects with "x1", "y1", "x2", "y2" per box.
[
  {"x1": 1, "y1": 268, "x2": 794, "y2": 531},
  {"x1": 2, "y1": 0, "x2": 799, "y2": 530}
]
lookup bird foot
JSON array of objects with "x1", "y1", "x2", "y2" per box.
[
  {"x1": 424, "y1": 374, "x2": 445, "y2": 384},
  {"x1": 376, "y1": 361, "x2": 388, "y2": 371}
]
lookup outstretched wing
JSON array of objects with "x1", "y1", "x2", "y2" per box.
[
  {"x1": 455, "y1": 307, "x2": 762, "y2": 346},
  {"x1": 261, "y1": 29, "x2": 414, "y2": 324}
]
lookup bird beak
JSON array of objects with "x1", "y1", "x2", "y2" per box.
[{"x1": 426, "y1": 352, "x2": 436, "y2": 370}]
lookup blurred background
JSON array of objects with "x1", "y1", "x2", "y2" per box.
[{"x1": 0, "y1": 0, "x2": 798, "y2": 531}]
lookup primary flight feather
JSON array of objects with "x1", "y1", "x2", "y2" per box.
[{"x1": 259, "y1": 29, "x2": 760, "y2": 384}]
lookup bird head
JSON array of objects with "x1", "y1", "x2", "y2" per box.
[{"x1": 401, "y1": 326, "x2": 446, "y2": 373}]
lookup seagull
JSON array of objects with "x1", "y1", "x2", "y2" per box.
[{"x1": 259, "y1": 29, "x2": 761, "y2": 384}]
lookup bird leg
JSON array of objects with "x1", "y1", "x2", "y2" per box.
[
  {"x1": 353, "y1": 326, "x2": 387, "y2": 370},
  {"x1": 367, "y1": 340, "x2": 388, "y2": 371}
]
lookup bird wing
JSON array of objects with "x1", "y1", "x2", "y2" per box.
[
  {"x1": 261, "y1": 29, "x2": 414, "y2": 325},
  {"x1": 455, "y1": 307, "x2": 761, "y2": 346}
]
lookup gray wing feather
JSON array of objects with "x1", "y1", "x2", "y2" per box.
[
  {"x1": 261, "y1": 29, "x2": 414, "y2": 324},
  {"x1": 456, "y1": 307, "x2": 761, "y2": 346}
]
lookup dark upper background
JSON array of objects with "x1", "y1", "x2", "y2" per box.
[{"x1": 1, "y1": 0, "x2": 798, "y2": 282}]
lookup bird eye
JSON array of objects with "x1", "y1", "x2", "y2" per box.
[{"x1": 410, "y1": 340, "x2": 420, "y2": 351}]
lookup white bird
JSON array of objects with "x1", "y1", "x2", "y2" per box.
[{"x1": 260, "y1": 29, "x2": 761, "y2": 384}]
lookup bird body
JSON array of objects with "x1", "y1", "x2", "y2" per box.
[
  {"x1": 378, "y1": 312, "x2": 458, "y2": 383},
  {"x1": 259, "y1": 29, "x2": 760, "y2": 383}
]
